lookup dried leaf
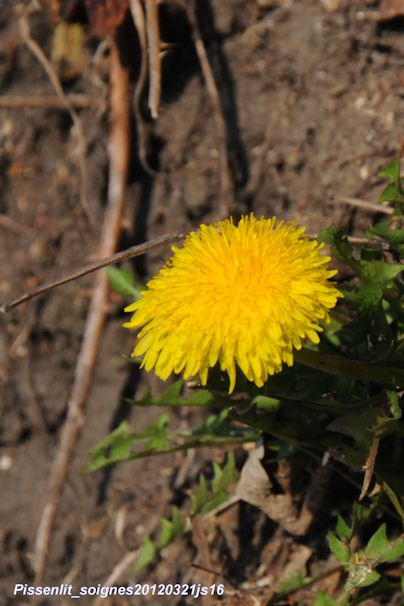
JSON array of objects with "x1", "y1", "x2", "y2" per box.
[
  {"x1": 378, "y1": 0, "x2": 404, "y2": 20},
  {"x1": 85, "y1": 0, "x2": 130, "y2": 36},
  {"x1": 236, "y1": 447, "x2": 313, "y2": 535}
]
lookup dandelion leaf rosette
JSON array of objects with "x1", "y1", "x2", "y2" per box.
[{"x1": 124, "y1": 215, "x2": 342, "y2": 392}]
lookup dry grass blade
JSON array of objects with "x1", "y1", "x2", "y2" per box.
[
  {"x1": 145, "y1": 0, "x2": 161, "y2": 119},
  {"x1": 33, "y1": 35, "x2": 131, "y2": 587}
]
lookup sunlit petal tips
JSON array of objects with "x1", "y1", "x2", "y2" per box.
[{"x1": 124, "y1": 214, "x2": 343, "y2": 393}]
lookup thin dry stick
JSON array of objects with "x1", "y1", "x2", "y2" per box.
[
  {"x1": 185, "y1": 1, "x2": 234, "y2": 218},
  {"x1": 2, "y1": 229, "x2": 389, "y2": 314},
  {"x1": 0, "y1": 94, "x2": 99, "y2": 110},
  {"x1": 18, "y1": 5, "x2": 95, "y2": 226},
  {"x1": 130, "y1": 0, "x2": 157, "y2": 174},
  {"x1": 336, "y1": 196, "x2": 393, "y2": 215},
  {"x1": 145, "y1": 0, "x2": 161, "y2": 119},
  {"x1": 33, "y1": 37, "x2": 131, "y2": 587},
  {"x1": 0, "y1": 233, "x2": 183, "y2": 313}
]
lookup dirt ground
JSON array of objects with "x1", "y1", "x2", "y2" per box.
[{"x1": 1, "y1": 1, "x2": 403, "y2": 605}]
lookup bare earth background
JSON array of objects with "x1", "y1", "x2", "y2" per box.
[{"x1": 0, "y1": 1, "x2": 403, "y2": 605}]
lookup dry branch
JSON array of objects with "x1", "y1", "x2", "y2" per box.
[
  {"x1": 0, "y1": 233, "x2": 184, "y2": 313},
  {"x1": 336, "y1": 196, "x2": 393, "y2": 215},
  {"x1": 145, "y1": 0, "x2": 161, "y2": 119},
  {"x1": 33, "y1": 36, "x2": 131, "y2": 586},
  {"x1": 0, "y1": 94, "x2": 99, "y2": 110}
]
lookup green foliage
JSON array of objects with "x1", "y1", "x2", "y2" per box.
[
  {"x1": 327, "y1": 518, "x2": 404, "y2": 598},
  {"x1": 134, "y1": 454, "x2": 237, "y2": 572},
  {"x1": 107, "y1": 266, "x2": 141, "y2": 298},
  {"x1": 84, "y1": 406, "x2": 258, "y2": 473},
  {"x1": 86, "y1": 159, "x2": 404, "y2": 604},
  {"x1": 378, "y1": 158, "x2": 404, "y2": 208}
]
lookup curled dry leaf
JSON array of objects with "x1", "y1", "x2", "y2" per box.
[
  {"x1": 378, "y1": 0, "x2": 404, "y2": 20},
  {"x1": 45, "y1": 0, "x2": 130, "y2": 37},
  {"x1": 236, "y1": 446, "x2": 313, "y2": 536}
]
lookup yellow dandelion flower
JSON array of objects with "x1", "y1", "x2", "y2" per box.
[{"x1": 124, "y1": 215, "x2": 342, "y2": 393}]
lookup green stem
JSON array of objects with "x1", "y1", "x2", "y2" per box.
[{"x1": 295, "y1": 348, "x2": 404, "y2": 388}]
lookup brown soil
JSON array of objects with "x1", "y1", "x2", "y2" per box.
[{"x1": 0, "y1": 1, "x2": 403, "y2": 605}]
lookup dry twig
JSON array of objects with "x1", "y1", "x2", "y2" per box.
[
  {"x1": 130, "y1": 0, "x2": 157, "y2": 174},
  {"x1": 0, "y1": 94, "x2": 99, "y2": 110},
  {"x1": 336, "y1": 196, "x2": 393, "y2": 215},
  {"x1": 145, "y1": 0, "x2": 161, "y2": 119},
  {"x1": 0, "y1": 233, "x2": 184, "y2": 313},
  {"x1": 33, "y1": 36, "x2": 131, "y2": 586}
]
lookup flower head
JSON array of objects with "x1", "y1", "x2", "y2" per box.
[{"x1": 124, "y1": 215, "x2": 342, "y2": 392}]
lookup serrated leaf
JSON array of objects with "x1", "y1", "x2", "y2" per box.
[
  {"x1": 106, "y1": 266, "x2": 140, "y2": 298},
  {"x1": 211, "y1": 452, "x2": 236, "y2": 494},
  {"x1": 191, "y1": 474, "x2": 208, "y2": 515},
  {"x1": 366, "y1": 524, "x2": 390, "y2": 559},
  {"x1": 328, "y1": 532, "x2": 350, "y2": 563},
  {"x1": 134, "y1": 537, "x2": 157, "y2": 571},
  {"x1": 83, "y1": 421, "x2": 136, "y2": 473},
  {"x1": 366, "y1": 524, "x2": 404, "y2": 563},
  {"x1": 336, "y1": 515, "x2": 352, "y2": 541}
]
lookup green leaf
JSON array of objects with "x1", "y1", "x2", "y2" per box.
[
  {"x1": 328, "y1": 532, "x2": 350, "y2": 563},
  {"x1": 191, "y1": 474, "x2": 208, "y2": 515},
  {"x1": 366, "y1": 221, "x2": 404, "y2": 252},
  {"x1": 380, "y1": 183, "x2": 399, "y2": 204},
  {"x1": 318, "y1": 225, "x2": 361, "y2": 273},
  {"x1": 277, "y1": 571, "x2": 308, "y2": 593},
  {"x1": 83, "y1": 421, "x2": 136, "y2": 473},
  {"x1": 387, "y1": 391, "x2": 402, "y2": 420},
  {"x1": 366, "y1": 524, "x2": 390, "y2": 560},
  {"x1": 336, "y1": 515, "x2": 352, "y2": 541},
  {"x1": 366, "y1": 524, "x2": 404, "y2": 563},
  {"x1": 361, "y1": 261, "x2": 403, "y2": 285},
  {"x1": 134, "y1": 537, "x2": 157, "y2": 571},
  {"x1": 252, "y1": 395, "x2": 281, "y2": 410},
  {"x1": 158, "y1": 518, "x2": 173, "y2": 548},
  {"x1": 313, "y1": 592, "x2": 339, "y2": 606},
  {"x1": 157, "y1": 507, "x2": 185, "y2": 548},
  {"x1": 379, "y1": 158, "x2": 400, "y2": 183},
  {"x1": 129, "y1": 380, "x2": 223, "y2": 408},
  {"x1": 201, "y1": 490, "x2": 231, "y2": 515},
  {"x1": 346, "y1": 565, "x2": 380, "y2": 590},
  {"x1": 106, "y1": 267, "x2": 140, "y2": 298},
  {"x1": 211, "y1": 452, "x2": 235, "y2": 494}
]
